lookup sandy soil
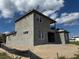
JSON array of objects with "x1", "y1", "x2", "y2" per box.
[
  {"x1": 30, "y1": 44, "x2": 79, "y2": 59},
  {"x1": 0, "y1": 44, "x2": 79, "y2": 59}
]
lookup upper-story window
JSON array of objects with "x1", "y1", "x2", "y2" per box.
[{"x1": 37, "y1": 16, "x2": 43, "y2": 23}]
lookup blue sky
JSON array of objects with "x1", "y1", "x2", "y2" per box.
[
  {"x1": 56, "y1": 0, "x2": 79, "y2": 37},
  {"x1": 0, "y1": 0, "x2": 79, "y2": 38}
]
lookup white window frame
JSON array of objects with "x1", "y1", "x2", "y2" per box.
[{"x1": 39, "y1": 31, "x2": 44, "y2": 40}]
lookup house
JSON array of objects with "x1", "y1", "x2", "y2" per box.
[
  {"x1": 70, "y1": 36, "x2": 79, "y2": 42},
  {"x1": 69, "y1": 38, "x2": 75, "y2": 42},
  {"x1": 58, "y1": 29, "x2": 69, "y2": 44},
  {"x1": 0, "y1": 33, "x2": 6, "y2": 44},
  {"x1": 4, "y1": 10, "x2": 69, "y2": 49}
]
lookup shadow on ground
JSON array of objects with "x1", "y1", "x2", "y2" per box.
[{"x1": 1, "y1": 44, "x2": 42, "y2": 59}]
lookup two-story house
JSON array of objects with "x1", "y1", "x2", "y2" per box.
[{"x1": 5, "y1": 10, "x2": 69, "y2": 49}]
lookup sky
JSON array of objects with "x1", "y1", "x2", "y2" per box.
[{"x1": 0, "y1": 0, "x2": 79, "y2": 38}]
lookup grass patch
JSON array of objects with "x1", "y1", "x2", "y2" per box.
[
  {"x1": 0, "y1": 52, "x2": 21, "y2": 59},
  {"x1": 0, "y1": 52, "x2": 14, "y2": 59},
  {"x1": 69, "y1": 41, "x2": 79, "y2": 45},
  {"x1": 58, "y1": 56, "x2": 66, "y2": 59},
  {"x1": 58, "y1": 54, "x2": 79, "y2": 59}
]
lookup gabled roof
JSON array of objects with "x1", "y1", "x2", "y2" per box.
[{"x1": 15, "y1": 10, "x2": 56, "y2": 23}]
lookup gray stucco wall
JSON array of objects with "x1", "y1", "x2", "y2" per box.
[
  {"x1": 64, "y1": 33, "x2": 69, "y2": 43},
  {"x1": 34, "y1": 13, "x2": 50, "y2": 45},
  {"x1": 54, "y1": 32, "x2": 61, "y2": 44}
]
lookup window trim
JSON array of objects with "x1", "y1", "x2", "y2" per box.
[{"x1": 39, "y1": 31, "x2": 44, "y2": 40}]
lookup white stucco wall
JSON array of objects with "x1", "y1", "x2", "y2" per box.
[
  {"x1": 75, "y1": 38, "x2": 79, "y2": 41},
  {"x1": 15, "y1": 13, "x2": 34, "y2": 46},
  {"x1": 6, "y1": 13, "x2": 34, "y2": 49},
  {"x1": 59, "y1": 33, "x2": 66, "y2": 44}
]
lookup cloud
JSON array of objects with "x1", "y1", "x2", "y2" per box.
[
  {"x1": 43, "y1": 10, "x2": 55, "y2": 16},
  {"x1": 56, "y1": 12, "x2": 79, "y2": 24},
  {"x1": 0, "y1": 0, "x2": 64, "y2": 18},
  {"x1": 63, "y1": 22, "x2": 79, "y2": 26},
  {"x1": 0, "y1": 0, "x2": 17, "y2": 18},
  {"x1": 50, "y1": 13, "x2": 58, "y2": 19},
  {"x1": 11, "y1": 0, "x2": 64, "y2": 12},
  {"x1": 5, "y1": 19, "x2": 13, "y2": 23},
  {"x1": 1, "y1": 0, "x2": 79, "y2": 26}
]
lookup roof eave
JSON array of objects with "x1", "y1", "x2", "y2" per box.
[{"x1": 15, "y1": 10, "x2": 56, "y2": 23}]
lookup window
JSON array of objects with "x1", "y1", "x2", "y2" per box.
[
  {"x1": 39, "y1": 31, "x2": 44, "y2": 40},
  {"x1": 39, "y1": 19, "x2": 42, "y2": 23},
  {"x1": 37, "y1": 16, "x2": 43, "y2": 23},
  {"x1": 39, "y1": 17, "x2": 42, "y2": 23},
  {"x1": 23, "y1": 31, "x2": 28, "y2": 34}
]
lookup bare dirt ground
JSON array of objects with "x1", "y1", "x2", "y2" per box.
[
  {"x1": 30, "y1": 44, "x2": 79, "y2": 59},
  {"x1": 0, "y1": 44, "x2": 79, "y2": 59}
]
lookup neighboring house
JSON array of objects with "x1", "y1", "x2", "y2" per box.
[
  {"x1": 4, "y1": 10, "x2": 69, "y2": 49},
  {"x1": 70, "y1": 37, "x2": 79, "y2": 42},
  {"x1": 69, "y1": 38, "x2": 75, "y2": 42},
  {"x1": 0, "y1": 33, "x2": 6, "y2": 44},
  {"x1": 58, "y1": 30, "x2": 69, "y2": 44}
]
